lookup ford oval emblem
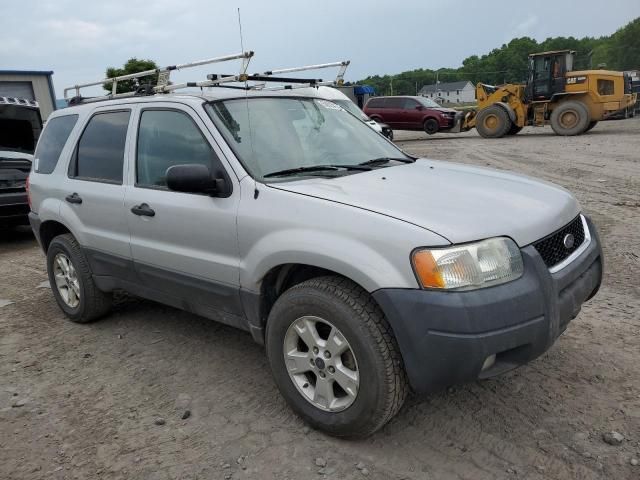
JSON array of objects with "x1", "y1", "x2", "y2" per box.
[{"x1": 563, "y1": 233, "x2": 575, "y2": 249}]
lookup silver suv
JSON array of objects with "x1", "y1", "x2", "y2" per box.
[{"x1": 28, "y1": 90, "x2": 603, "y2": 437}]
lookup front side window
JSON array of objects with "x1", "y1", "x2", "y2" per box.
[
  {"x1": 34, "y1": 114, "x2": 78, "y2": 174},
  {"x1": 418, "y1": 97, "x2": 441, "y2": 108},
  {"x1": 206, "y1": 97, "x2": 407, "y2": 180},
  {"x1": 136, "y1": 110, "x2": 216, "y2": 188},
  {"x1": 71, "y1": 111, "x2": 130, "y2": 183},
  {"x1": 403, "y1": 99, "x2": 419, "y2": 109}
]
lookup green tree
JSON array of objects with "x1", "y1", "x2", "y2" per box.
[
  {"x1": 104, "y1": 58, "x2": 159, "y2": 94},
  {"x1": 356, "y1": 16, "x2": 640, "y2": 94}
]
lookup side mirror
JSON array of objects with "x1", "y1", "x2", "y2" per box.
[
  {"x1": 415, "y1": 105, "x2": 425, "y2": 111},
  {"x1": 166, "y1": 164, "x2": 224, "y2": 196}
]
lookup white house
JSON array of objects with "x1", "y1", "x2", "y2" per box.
[{"x1": 419, "y1": 80, "x2": 475, "y2": 105}]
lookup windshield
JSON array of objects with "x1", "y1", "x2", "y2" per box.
[
  {"x1": 205, "y1": 97, "x2": 407, "y2": 180},
  {"x1": 417, "y1": 97, "x2": 442, "y2": 108},
  {"x1": 331, "y1": 99, "x2": 370, "y2": 122}
]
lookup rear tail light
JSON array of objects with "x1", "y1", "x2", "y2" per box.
[{"x1": 26, "y1": 175, "x2": 32, "y2": 211}]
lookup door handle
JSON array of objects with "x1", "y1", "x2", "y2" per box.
[
  {"x1": 65, "y1": 193, "x2": 82, "y2": 204},
  {"x1": 131, "y1": 203, "x2": 155, "y2": 217}
]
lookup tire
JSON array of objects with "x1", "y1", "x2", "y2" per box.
[
  {"x1": 423, "y1": 118, "x2": 439, "y2": 135},
  {"x1": 475, "y1": 105, "x2": 512, "y2": 138},
  {"x1": 385, "y1": 129, "x2": 394, "y2": 141},
  {"x1": 550, "y1": 101, "x2": 590, "y2": 136},
  {"x1": 506, "y1": 124, "x2": 523, "y2": 135},
  {"x1": 265, "y1": 276, "x2": 408, "y2": 437},
  {"x1": 46, "y1": 234, "x2": 112, "y2": 323},
  {"x1": 585, "y1": 121, "x2": 598, "y2": 132}
]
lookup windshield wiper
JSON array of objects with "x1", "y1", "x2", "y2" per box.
[
  {"x1": 359, "y1": 157, "x2": 415, "y2": 166},
  {"x1": 264, "y1": 164, "x2": 372, "y2": 178}
]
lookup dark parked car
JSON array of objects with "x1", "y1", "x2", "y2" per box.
[
  {"x1": 364, "y1": 96, "x2": 458, "y2": 135},
  {"x1": 0, "y1": 97, "x2": 42, "y2": 227}
]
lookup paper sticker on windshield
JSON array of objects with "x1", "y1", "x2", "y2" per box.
[{"x1": 317, "y1": 99, "x2": 342, "y2": 110}]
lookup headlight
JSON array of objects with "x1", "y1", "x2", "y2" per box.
[{"x1": 411, "y1": 237, "x2": 523, "y2": 290}]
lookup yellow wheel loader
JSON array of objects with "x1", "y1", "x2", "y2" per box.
[{"x1": 459, "y1": 50, "x2": 637, "y2": 138}]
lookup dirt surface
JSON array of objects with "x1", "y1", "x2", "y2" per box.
[{"x1": 1, "y1": 119, "x2": 639, "y2": 480}]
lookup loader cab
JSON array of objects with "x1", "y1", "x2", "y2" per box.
[{"x1": 526, "y1": 50, "x2": 575, "y2": 101}]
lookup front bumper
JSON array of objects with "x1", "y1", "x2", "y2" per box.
[{"x1": 373, "y1": 217, "x2": 603, "y2": 394}]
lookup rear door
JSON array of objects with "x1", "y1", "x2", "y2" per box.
[
  {"x1": 62, "y1": 107, "x2": 133, "y2": 280},
  {"x1": 124, "y1": 103, "x2": 243, "y2": 322},
  {"x1": 385, "y1": 98, "x2": 407, "y2": 128}
]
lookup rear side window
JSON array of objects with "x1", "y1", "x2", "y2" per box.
[
  {"x1": 136, "y1": 109, "x2": 218, "y2": 188},
  {"x1": 69, "y1": 111, "x2": 130, "y2": 183},
  {"x1": 386, "y1": 98, "x2": 405, "y2": 109},
  {"x1": 597, "y1": 79, "x2": 615, "y2": 96},
  {"x1": 34, "y1": 115, "x2": 78, "y2": 174},
  {"x1": 366, "y1": 98, "x2": 385, "y2": 109}
]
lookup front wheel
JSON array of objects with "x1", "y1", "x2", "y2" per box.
[
  {"x1": 423, "y1": 118, "x2": 439, "y2": 135},
  {"x1": 476, "y1": 105, "x2": 512, "y2": 138},
  {"x1": 266, "y1": 276, "x2": 408, "y2": 437}
]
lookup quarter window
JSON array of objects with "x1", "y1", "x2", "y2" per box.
[
  {"x1": 136, "y1": 110, "x2": 216, "y2": 188},
  {"x1": 34, "y1": 114, "x2": 78, "y2": 174},
  {"x1": 71, "y1": 111, "x2": 130, "y2": 183},
  {"x1": 597, "y1": 79, "x2": 615, "y2": 96}
]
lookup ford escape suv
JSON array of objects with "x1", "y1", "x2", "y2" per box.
[{"x1": 28, "y1": 90, "x2": 603, "y2": 437}]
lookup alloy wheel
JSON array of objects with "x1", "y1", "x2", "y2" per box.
[
  {"x1": 53, "y1": 253, "x2": 80, "y2": 308},
  {"x1": 283, "y1": 315, "x2": 359, "y2": 412}
]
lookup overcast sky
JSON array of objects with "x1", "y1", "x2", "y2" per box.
[{"x1": 3, "y1": 0, "x2": 640, "y2": 98}]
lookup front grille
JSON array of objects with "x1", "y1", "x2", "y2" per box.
[{"x1": 533, "y1": 216, "x2": 585, "y2": 268}]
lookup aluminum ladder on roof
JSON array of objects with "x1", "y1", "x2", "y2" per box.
[
  {"x1": 205, "y1": 60, "x2": 351, "y2": 91},
  {"x1": 63, "y1": 51, "x2": 255, "y2": 104}
]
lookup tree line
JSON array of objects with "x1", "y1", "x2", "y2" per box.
[{"x1": 356, "y1": 17, "x2": 640, "y2": 96}]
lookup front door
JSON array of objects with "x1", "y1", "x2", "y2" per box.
[
  {"x1": 124, "y1": 104, "x2": 243, "y2": 322},
  {"x1": 402, "y1": 98, "x2": 423, "y2": 128}
]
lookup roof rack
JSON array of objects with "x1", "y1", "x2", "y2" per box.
[
  {"x1": 63, "y1": 51, "x2": 255, "y2": 104},
  {"x1": 205, "y1": 60, "x2": 351, "y2": 91}
]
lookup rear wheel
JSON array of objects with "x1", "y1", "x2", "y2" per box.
[
  {"x1": 423, "y1": 118, "x2": 439, "y2": 135},
  {"x1": 266, "y1": 276, "x2": 408, "y2": 437},
  {"x1": 550, "y1": 101, "x2": 590, "y2": 136},
  {"x1": 506, "y1": 124, "x2": 523, "y2": 135},
  {"x1": 46, "y1": 234, "x2": 112, "y2": 323},
  {"x1": 476, "y1": 105, "x2": 512, "y2": 138},
  {"x1": 585, "y1": 120, "x2": 598, "y2": 132}
]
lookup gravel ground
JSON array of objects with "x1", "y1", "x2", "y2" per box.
[{"x1": 1, "y1": 118, "x2": 639, "y2": 480}]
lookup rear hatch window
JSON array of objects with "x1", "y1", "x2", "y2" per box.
[
  {"x1": 0, "y1": 104, "x2": 42, "y2": 191},
  {"x1": 0, "y1": 104, "x2": 42, "y2": 157}
]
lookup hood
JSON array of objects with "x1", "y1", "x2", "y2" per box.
[
  {"x1": 268, "y1": 159, "x2": 580, "y2": 246},
  {"x1": 432, "y1": 107, "x2": 457, "y2": 114}
]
